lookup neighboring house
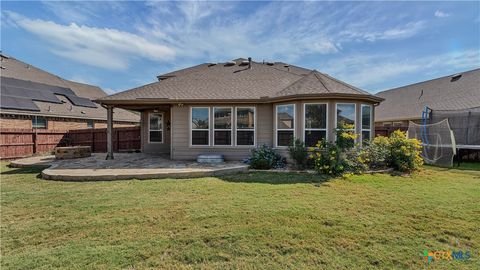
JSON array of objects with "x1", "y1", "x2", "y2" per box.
[
  {"x1": 375, "y1": 68, "x2": 480, "y2": 127},
  {"x1": 97, "y1": 58, "x2": 383, "y2": 160},
  {"x1": 0, "y1": 54, "x2": 139, "y2": 130}
]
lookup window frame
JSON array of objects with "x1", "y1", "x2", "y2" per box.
[
  {"x1": 87, "y1": 120, "x2": 94, "y2": 129},
  {"x1": 235, "y1": 106, "x2": 256, "y2": 147},
  {"x1": 32, "y1": 117, "x2": 48, "y2": 129},
  {"x1": 213, "y1": 106, "x2": 233, "y2": 146},
  {"x1": 148, "y1": 112, "x2": 164, "y2": 144},
  {"x1": 361, "y1": 104, "x2": 372, "y2": 143},
  {"x1": 303, "y1": 102, "x2": 328, "y2": 146},
  {"x1": 335, "y1": 103, "x2": 356, "y2": 143},
  {"x1": 190, "y1": 106, "x2": 211, "y2": 146},
  {"x1": 275, "y1": 103, "x2": 296, "y2": 148}
]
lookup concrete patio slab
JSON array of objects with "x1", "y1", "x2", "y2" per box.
[{"x1": 10, "y1": 153, "x2": 249, "y2": 181}]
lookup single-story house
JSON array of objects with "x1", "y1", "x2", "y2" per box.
[
  {"x1": 0, "y1": 54, "x2": 139, "y2": 130},
  {"x1": 96, "y1": 58, "x2": 383, "y2": 160},
  {"x1": 375, "y1": 68, "x2": 480, "y2": 127}
]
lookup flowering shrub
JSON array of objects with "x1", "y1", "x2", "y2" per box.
[
  {"x1": 388, "y1": 130, "x2": 423, "y2": 172},
  {"x1": 334, "y1": 121, "x2": 357, "y2": 151},
  {"x1": 311, "y1": 140, "x2": 347, "y2": 176},
  {"x1": 248, "y1": 145, "x2": 286, "y2": 169},
  {"x1": 360, "y1": 136, "x2": 391, "y2": 170}
]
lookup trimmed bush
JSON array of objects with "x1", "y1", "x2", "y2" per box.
[
  {"x1": 288, "y1": 138, "x2": 308, "y2": 169},
  {"x1": 249, "y1": 145, "x2": 286, "y2": 169}
]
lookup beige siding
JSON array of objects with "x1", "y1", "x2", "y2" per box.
[
  {"x1": 141, "y1": 109, "x2": 171, "y2": 155},
  {"x1": 141, "y1": 100, "x2": 377, "y2": 161},
  {"x1": 171, "y1": 104, "x2": 272, "y2": 161}
]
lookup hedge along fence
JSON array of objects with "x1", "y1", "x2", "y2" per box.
[{"x1": 0, "y1": 127, "x2": 141, "y2": 160}]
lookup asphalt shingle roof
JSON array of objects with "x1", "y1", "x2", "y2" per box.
[
  {"x1": 98, "y1": 59, "x2": 381, "y2": 103},
  {"x1": 375, "y1": 68, "x2": 480, "y2": 122},
  {"x1": 0, "y1": 54, "x2": 139, "y2": 122}
]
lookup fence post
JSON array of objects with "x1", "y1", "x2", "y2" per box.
[{"x1": 32, "y1": 130, "x2": 37, "y2": 154}]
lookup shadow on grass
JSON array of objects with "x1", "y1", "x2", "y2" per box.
[
  {"x1": 1, "y1": 166, "x2": 45, "y2": 175},
  {"x1": 219, "y1": 171, "x2": 333, "y2": 185}
]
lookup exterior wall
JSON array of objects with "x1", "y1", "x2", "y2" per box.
[
  {"x1": 145, "y1": 100, "x2": 377, "y2": 161},
  {"x1": 0, "y1": 115, "x2": 137, "y2": 130},
  {"x1": 0, "y1": 117, "x2": 32, "y2": 129},
  {"x1": 375, "y1": 119, "x2": 419, "y2": 127},
  {"x1": 170, "y1": 104, "x2": 273, "y2": 160},
  {"x1": 141, "y1": 109, "x2": 171, "y2": 155}
]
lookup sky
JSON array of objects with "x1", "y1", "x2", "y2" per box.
[{"x1": 1, "y1": 1, "x2": 479, "y2": 94}]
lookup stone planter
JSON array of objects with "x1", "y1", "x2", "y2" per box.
[{"x1": 55, "y1": 146, "x2": 91, "y2": 160}]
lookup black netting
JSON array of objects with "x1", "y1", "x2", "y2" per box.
[{"x1": 430, "y1": 106, "x2": 480, "y2": 146}]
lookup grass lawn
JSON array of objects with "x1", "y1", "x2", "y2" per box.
[{"x1": 1, "y1": 163, "x2": 479, "y2": 269}]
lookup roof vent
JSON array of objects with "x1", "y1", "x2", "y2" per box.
[
  {"x1": 266, "y1": 62, "x2": 274, "y2": 66},
  {"x1": 451, "y1": 74, "x2": 462, "y2": 82},
  {"x1": 224, "y1": 61, "x2": 236, "y2": 66}
]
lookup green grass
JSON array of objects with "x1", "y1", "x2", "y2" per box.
[{"x1": 1, "y1": 163, "x2": 479, "y2": 269}]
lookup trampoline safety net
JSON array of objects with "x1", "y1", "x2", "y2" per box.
[
  {"x1": 408, "y1": 119, "x2": 456, "y2": 167},
  {"x1": 430, "y1": 106, "x2": 480, "y2": 146}
]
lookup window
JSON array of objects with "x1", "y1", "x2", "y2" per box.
[
  {"x1": 214, "y1": 107, "x2": 232, "y2": 145},
  {"x1": 148, "y1": 113, "x2": 163, "y2": 143},
  {"x1": 191, "y1": 107, "x2": 210, "y2": 146},
  {"x1": 336, "y1": 103, "x2": 356, "y2": 143},
  {"x1": 32, "y1": 117, "x2": 47, "y2": 129},
  {"x1": 236, "y1": 107, "x2": 255, "y2": 146},
  {"x1": 87, "y1": 120, "x2": 94, "y2": 129},
  {"x1": 276, "y1": 104, "x2": 295, "y2": 147},
  {"x1": 304, "y1": 103, "x2": 327, "y2": 147},
  {"x1": 361, "y1": 104, "x2": 372, "y2": 144}
]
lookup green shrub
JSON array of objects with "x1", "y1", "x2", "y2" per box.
[
  {"x1": 388, "y1": 130, "x2": 423, "y2": 172},
  {"x1": 249, "y1": 145, "x2": 286, "y2": 169},
  {"x1": 361, "y1": 136, "x2": 391, "y2": 170},
  {"x1": 288, "y1": 138, "x2": 308, "y2": 169}
]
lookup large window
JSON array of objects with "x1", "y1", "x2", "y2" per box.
[
  {"x1": 361, "y1": 104, "x2": 372, "y2": 144},
  {"x1": 276, "y1": 104, "x2": 295, "y2": 147},
  {"x1": 304, "y1": 103, "x2": 327, "y2": 147},
  {"x1": 148, "y1": 113, "x2": 163, "y2": 143},
  {"x1": 32, "y1": 117, "x2": 47, "y2": 129},
  {"x1": 336, "y1": 103, "x2": 356, "y2": 144},
  {"x1": 236, "y1": 107, "x2": 255, "y2": 146},
  {"x1": 214, "y1": 107, "x2": 232, "y2": 145},
  {"x1": 191, "y1": 107, "x2": 210, "y2": 146}
]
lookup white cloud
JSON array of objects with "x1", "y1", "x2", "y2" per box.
[
  {"x1": 321, "y1": 49, "x2": 480, "y2": 91},
  {"x1": 4, "y1": 11, "x2": 175, "y2": 70},
  {"x1": 434, "y1": 10, "x2": 450, "y2": 18}
]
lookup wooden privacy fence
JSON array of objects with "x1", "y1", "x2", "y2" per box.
[
  {"x1": 375, "y1": 126, "x2": 408, "y2": 137},
  {"x1": 0, "y1": 127, "x2": 140, "y2": 159}
]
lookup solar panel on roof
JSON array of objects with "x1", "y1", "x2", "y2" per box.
[
  {"x1": 64, "y1": 95, "x2": 97, "y2": 108},
  {"x1": 0, "y1": 76, "x2": 97, "y2": 111},
  {"x1": 0, "y1": 95, "x2": 40, "y2": 111}
]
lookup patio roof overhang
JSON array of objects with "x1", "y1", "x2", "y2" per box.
[{"x1": 95, "y1": 93, "x2": 384, "y2": 110}]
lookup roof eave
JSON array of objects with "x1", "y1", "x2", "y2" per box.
[{"x1": 96, "y1": 93, "x2": 384, "y2": 106}]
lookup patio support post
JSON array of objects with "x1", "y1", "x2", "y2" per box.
[{"x1": 106, "y1": 105, "x2": 114, "y2": 160}]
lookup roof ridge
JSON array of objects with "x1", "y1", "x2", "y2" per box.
[
  {"x1": 312, "y1": 70, "x2": 331, "y2": 93},
  {"x1": 320, "y1": 72, "x2": 370, "y2": 95},
  {"x1": 376, "y1": 67, "x2": 480, "y2": 95},
  {"x1": 261, "y1": 62, "x2": 311, "y2": 76},
  {"x1": 272, "y1": 71, "x2": 313, "y2": 96}
]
